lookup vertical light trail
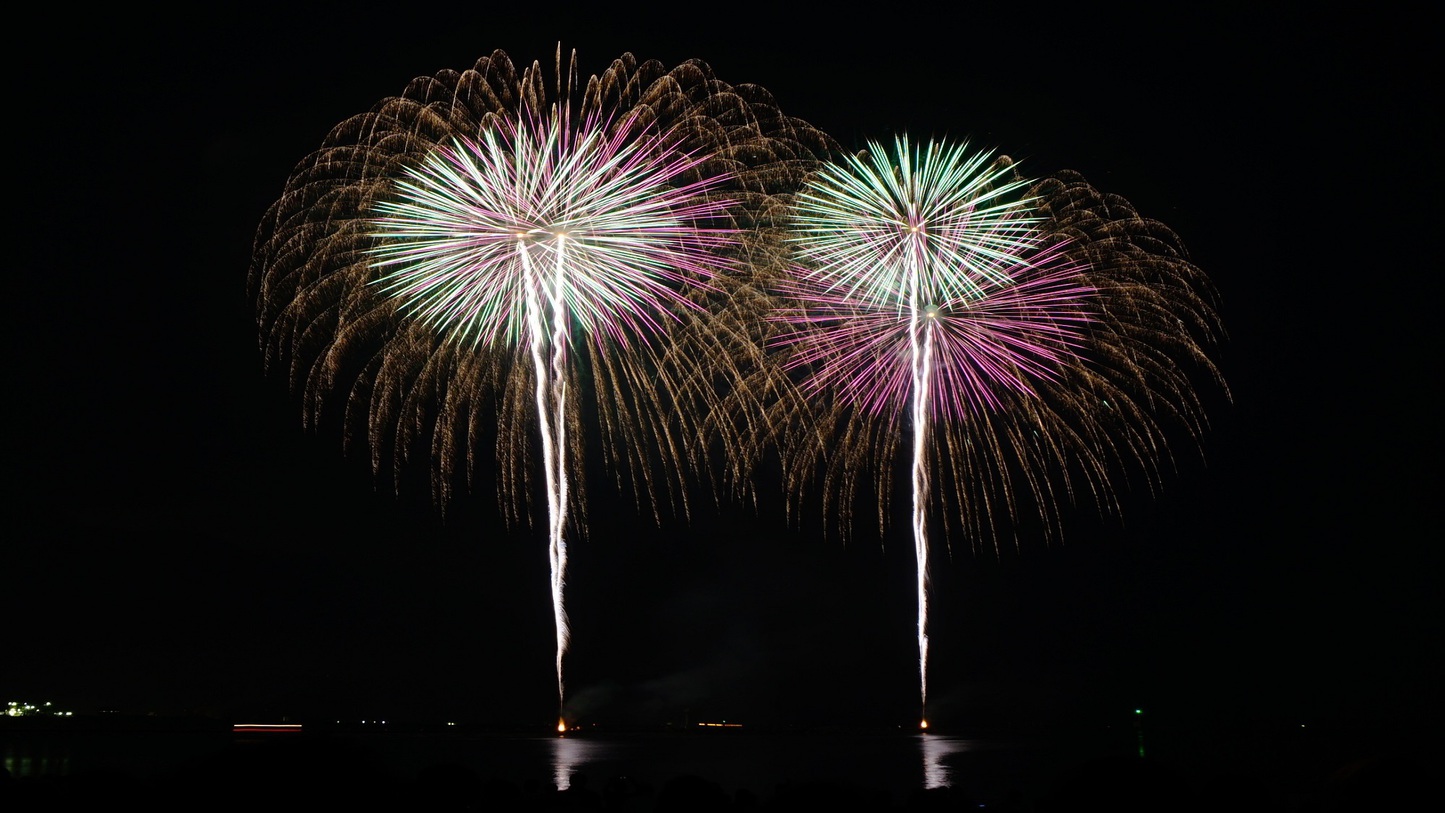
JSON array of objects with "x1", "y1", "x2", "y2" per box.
[
  {"x1": 905, "y1": 224, "x2": 934, "y2": 724},
  {"x1": 549, "y1": 237, "x2": 571, "y2": 717},
  {"x1": 519, "y1": 233, "x2": 571, "y2": 715}
]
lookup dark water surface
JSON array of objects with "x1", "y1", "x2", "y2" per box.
[{"x1": 2, "y1": 721, "x2": 1437, "y2": 810}]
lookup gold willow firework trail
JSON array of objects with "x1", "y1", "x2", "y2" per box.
[
  {"x1": 766, "y1": 139, "x2": 1228, "y2": 723},
  {"x1": 249, "y1": 46, "x2": 835, "y2": 723}
]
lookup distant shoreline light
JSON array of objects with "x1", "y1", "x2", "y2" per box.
[
  {"x1": 5, "y1": 701, "x2": 72, "y2": 718},
  {"x1": 232, "y1": 723, "x2": 303, "y2": 733}
]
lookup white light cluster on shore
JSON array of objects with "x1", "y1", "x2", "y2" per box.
[{"x1": 5, "y1": 701, "x2": 72, "y2": 717}]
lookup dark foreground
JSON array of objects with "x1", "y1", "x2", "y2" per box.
[{"x1": 1, "y1": 723, "x2": 1437, "y2": 812}]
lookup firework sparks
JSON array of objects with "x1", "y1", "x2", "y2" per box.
[
  {"x1": 249, "y1": 47, "x2": 832, "y2": 720},
  {"x1": 771, "y1": 137, "x2": 1226, "y2": 721},
  {"x1": 366, "y1": 106, "x2": 739, "y2": 710},
  {"x1": 773, "y1": 136, "x2": 1095, "y2": 719}
]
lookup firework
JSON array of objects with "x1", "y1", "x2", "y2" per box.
[
  {"x1": 770, "y1": 137, "x2": 1226, "y2": 722},
  {"x1": 249, "y1": 47, "x2": 832, "y2": 720}
]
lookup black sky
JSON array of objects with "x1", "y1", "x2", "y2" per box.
[{"x1": 6, "y1": 4, "x2": 1438, "y2": 735}]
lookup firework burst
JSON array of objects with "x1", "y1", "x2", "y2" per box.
[
  {"x1": 770, "y1": 136, "x2": 1226, "y2": 722},
  {"x1": 249, "y1": 47, "x2": 832, "y2": 720}
]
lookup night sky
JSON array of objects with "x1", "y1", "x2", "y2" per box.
[{"x1": 7, "y1": 5, "x2": 1438, "y2": 737}]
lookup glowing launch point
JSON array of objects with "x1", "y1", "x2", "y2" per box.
[
  {"x1": 919, "y1": 719, "x2": 929, "y2": 731},
  {"x1": 557, "y1": 718, "x2": 568, "y2": 735}
]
